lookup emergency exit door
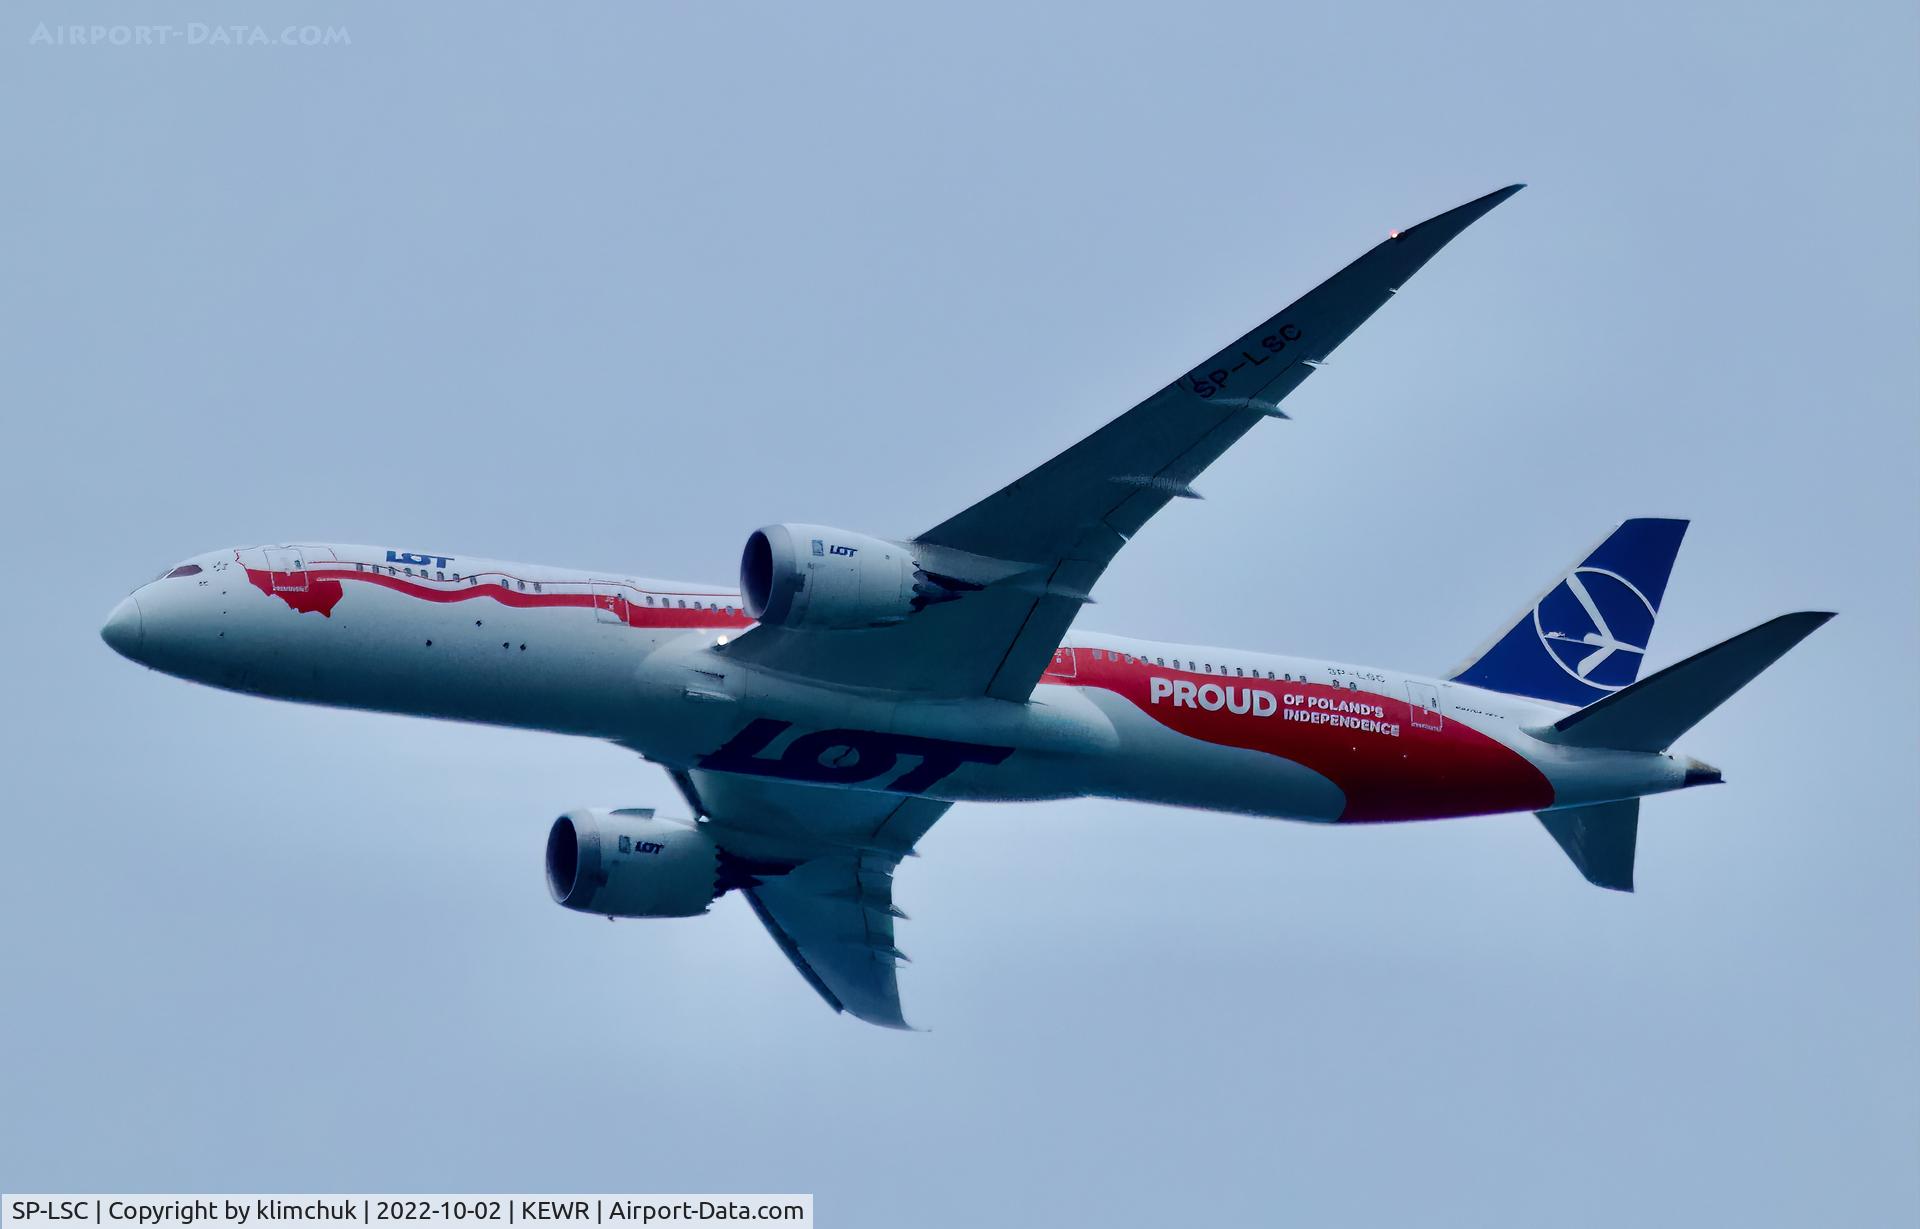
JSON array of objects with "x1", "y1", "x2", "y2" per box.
[
  {"x1": 590, "y1": 581, "x2": 631, "y2": 626},
  {"x1": 1407, "y1": 681, "x2": 1444, "y2": 731},
  {"x1": 264, "y1": 546, "x2": 308, "y2": 593}
]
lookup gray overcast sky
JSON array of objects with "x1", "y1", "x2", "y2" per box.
[{"x1": 3, "y1": 2, "x2": 1915, "y2": 1225}]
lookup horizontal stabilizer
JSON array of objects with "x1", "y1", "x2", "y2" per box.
[
  {"x1": 1535, "y1": 612, "x2": 1833, "y2": 753},
  {"x1": 1536, "y1": 799, "x2": 1639, "y2": 892}
]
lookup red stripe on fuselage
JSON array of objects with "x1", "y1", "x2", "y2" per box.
[
  {"x1": 1049, "y1": 650, "x2": 1551, "y2": 821},
  {"x1": 244, "y1": 566, "x2": 753, "y2": 630}
]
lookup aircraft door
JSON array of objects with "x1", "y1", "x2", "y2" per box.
[
  {"x1": 590, "y1": 580, "x2": 631, "y2": 626},
  {"x1": 1407, "y1": 681, "x2": 1444, "y2": 731},
  {"x1": 263, "y1": 546, "x2": 308, "y2": 593},
  {"x1": 1044, "y1": 646, "x2": 1078, "y2": 680}
]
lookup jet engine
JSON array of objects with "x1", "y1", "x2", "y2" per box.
[
  {"x1": 740, "y1": 522, "x2": 974, "y2": 630},
  {"x1": 544, "y1": 808, "x2": 720, "y2": 918}
]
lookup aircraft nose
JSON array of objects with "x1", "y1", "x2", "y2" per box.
[{"x1": 101, "y1": 594, "x2": 145, "y2": 660}]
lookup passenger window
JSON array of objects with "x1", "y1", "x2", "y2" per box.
[
  {"x1": 678, "y1": 599, "x2": 687, "y2": 608},
  {"x1": 518, "y1": 581, "x2": 527, "y2": 591},
  {"x1": 533, "y1": 582, "x2": 542, "y2": 593},
  {"x1": 646, "y1": 596, "x2": 655, "y2": 606},
  {"x1": 1235, "y1": 667, "x2": 1244, "y2": 677},
  {"x1": 1155, "y1": 657, "x2": 1165, "y2": 667},
  {"x1": 435, "y1": 571, "x2": 445, "y2": 581}
]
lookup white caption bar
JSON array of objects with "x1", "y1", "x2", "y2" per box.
[{"x1": 3, "y1": 1199, "x2": 812, "y2": 1229}]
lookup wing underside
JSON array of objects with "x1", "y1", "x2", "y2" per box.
[{"x1": 673, "y1": 769, "x2": 949, "y2": 1030}]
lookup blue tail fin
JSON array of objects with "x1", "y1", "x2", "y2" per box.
[{"x1": 1450, "y1": 518, "x2": 1689, "y2": 706}]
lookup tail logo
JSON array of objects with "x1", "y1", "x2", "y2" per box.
[{"x1": 1532, "y1": 567, "x2": 1656, "y2": 692}]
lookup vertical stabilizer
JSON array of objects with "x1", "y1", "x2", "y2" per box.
[{"x1": 1452, "y1": 518, "x2": 1689, "y2": 706}]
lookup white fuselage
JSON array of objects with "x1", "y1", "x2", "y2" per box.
[{"x1": 103, "y1": 545, "x2": 1699, "y2": 824}]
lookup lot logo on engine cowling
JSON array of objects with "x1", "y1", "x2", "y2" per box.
[
  {"x1": 810, "y1": 538, "x2": 857, "y2": 558},
  {"x1": 699, "y1": 719, "x2": 1012, "y2": 794}
]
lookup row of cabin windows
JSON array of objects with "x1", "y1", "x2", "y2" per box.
[
  {"x1": 353, "y1": 562, "x2": 547, "y2": 591},
  {"x1": 632, "y1": 596, "x2": 736, "y2": 615},
  {"x1": 1084, "y1": 647, "x2": 1359, "y2": 690},
  {"x1": 349, "y1": 563, "x2": 739, "y2": 614}
]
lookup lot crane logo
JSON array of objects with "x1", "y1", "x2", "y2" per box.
[{"x1": 1532, "y1": 566, "x2": 1656, "y2": 692}]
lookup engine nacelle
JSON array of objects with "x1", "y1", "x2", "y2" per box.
[
  {"x1": 741, "y1": 523, "x2": 966, "y2": 630},
  {"x1": 544, "y1": 808, "x2": 720, "y2": 918}
]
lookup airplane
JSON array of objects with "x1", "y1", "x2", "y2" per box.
[{"x1": 100, "y1": 184, "x2": 1832, "y2": 1028}]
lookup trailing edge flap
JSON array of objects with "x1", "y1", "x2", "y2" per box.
[
  {"x1": 1536, "y1": 799, "x2": 1639, "y2": 892},
  {"x1": 1531, "y1": 612, "x2": 1834, "y2": 753},
  {"x1": 677, "y1": 771, "x2": 949, "y2": 1031},
  {"x1": 746, "y1": 854, "x2": 921, "y2": 1030}
]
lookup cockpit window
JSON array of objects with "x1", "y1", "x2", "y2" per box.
[{"x1": 163, "y1": 564, "x2": 203, "y2": 579}]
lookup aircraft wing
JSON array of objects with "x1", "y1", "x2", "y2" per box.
[
  {"x1": 672, "y1": 768, "x2": 949, "y2": 1030},
  {"x1": 724, "y1": 184, "x2": 1523, "y2": 701}
]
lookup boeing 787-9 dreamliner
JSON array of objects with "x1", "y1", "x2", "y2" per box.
[{"x1": 102, "y1": 185, "x2": 1831, "y2": 1027}]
